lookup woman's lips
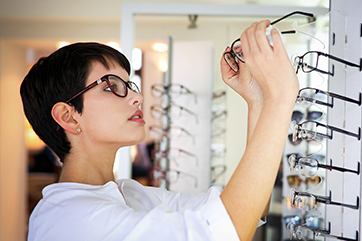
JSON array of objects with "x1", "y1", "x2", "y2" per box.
[{"x1": 129, "y1": 110, "x2": 146, "y2": 124}]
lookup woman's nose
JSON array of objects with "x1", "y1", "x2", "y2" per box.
[{"x1": 129, "y1": 91, "x2": 144, "y2": 107}]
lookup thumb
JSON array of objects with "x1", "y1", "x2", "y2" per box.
[{"x1": 270, "y1": 28, "x2": 285, "y2": 55}]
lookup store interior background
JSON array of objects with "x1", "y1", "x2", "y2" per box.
[{"x1": 0, "y1": 0, "x2": 329, "y2": 240}]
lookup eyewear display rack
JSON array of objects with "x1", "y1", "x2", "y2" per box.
[
  {"x1": 152, "y1": 37, "x2": 215, "y2": 194},
  {"x1": 282, "y1": 1, "x2": 362, "y2": 240},
  {"x1": 326, "y1": 0, "x2": 362, "y2": 240}
]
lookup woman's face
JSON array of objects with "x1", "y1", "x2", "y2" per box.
[{"x1": 76, "y1": 61, "x2": 146, "y2": 150}]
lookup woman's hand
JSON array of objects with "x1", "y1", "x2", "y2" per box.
[
  {"x1": 240, "y1": 20, "x2": 299, "y2": 103},
  {"x1": 220, "y1": 47, "x2": 264, "y2": 108}
]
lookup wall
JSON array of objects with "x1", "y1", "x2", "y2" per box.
[{"x1": 0, "y1": 40, "x2": 27, "y2": 241}]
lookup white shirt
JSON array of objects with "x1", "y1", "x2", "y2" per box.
[{"x1": 28, "y1": 179, "x2": 261, "y2": 241}]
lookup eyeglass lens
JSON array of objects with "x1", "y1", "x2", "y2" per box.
[{"x1": 106, "y1": 75, "x2": 140, "y2": 96}]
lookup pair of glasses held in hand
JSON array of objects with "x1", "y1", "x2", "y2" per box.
[{"x1": 223, "y1": 11, "x2": 315, "y2": 72}]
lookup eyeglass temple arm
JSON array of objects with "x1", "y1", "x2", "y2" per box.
[
  {"x1": 313, "y1": 223, "x2": 359, "y2": 241},
  {"x1": 321, "y1": 52, "x2": 362, "y2": 70},
  {"x1": 306, "y1": 63, "x2": 334, "y2": 76},
  {"x1": 177, "y1": 170, "x2": 198, "y2": 188},
  {"x1": 66, "y1": 80, "x2": 100, "y2": 103},
  {"x1": 328, "y1": 91, "x2": 362, "y2": 106},
  {"x1": 318, "y1": 158, "x2": 360, "y2": 175},
  {"x1": 298, "y1": 88, "x2": 362, "y2": 107},
  {"x1": 316, "y1": 191, "x2": 360, "y2": 210},
  {"x1": 270, "y1": 11, "x2": 315, "y2": 25},
  {"x1": 318, "y1": 159, "x2": 360, "y2": 175},
  {"x1": 315, "y1": 122, "x2": 361, "y2": 140},
  {"x1": 180, "y1": 84, "x2": 198, "y2": 104}
]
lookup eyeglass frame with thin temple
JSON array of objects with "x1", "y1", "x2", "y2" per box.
[
  {"x1": 291, "y1": 189, "x2": 360, "y2": 211},
  {"x1": 151, "y1": 83, "x2": 197, "y2": 103},
  {"x1": 65, "y1": 74, "x2": 141, "y2": 104},
  {"x1": 292, "y1": 120, "x2": 361, "y2": 142},
  {"x1": 288, "y1": 153, "x2": 360, "y2": 177},
  {"x1": 150, "y1": 102, "x2": 199, "y2": 123},
  {"x1": 288, "y1": 221, "x2": 359, "y2": 241},
  {"x1": 223, "y1": 11, "x2": 315, "y2": 72},
  {"x1": 149, "y1": 125, "x2": 195, "y2": 144},
  {"x1": 149, "y1": 167, "x2": 198, "y2": 188},
  {"x1": 296, "y1": 87, "x2": 362, "y2": 108},
  {"x1": 155, "y1": 147, "x2": 199, "y2": 166},
  {"x1": 293, "y1": 50, "x2": 362, "y2": 76}
]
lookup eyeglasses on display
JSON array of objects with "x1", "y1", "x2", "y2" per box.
[
  {"x1": 155, "y1": 147, "x2": 199, "y2": 167},
  {"x1": 296, "y1": 87, "x2": 362, "y2": 108},
  {"x1": 291, "y1": 189, "x2": 359, "y2": 211},
  {"x1": 150, "y1": 102, "x2": 199, "y2": 123},
  {"x1": 284, "y1": 215, "x2": 324, "y2": 230},
  {"x1": 150, "y1": 167, "x2": 198, "y2": 188},
  {"x1": 288, "y1": 154, "x2": 360, "y2": 177},
  {"x1": 292, "y1": 110, "x2": 324, "y2": 123},
  {"x1": 66, "y1": 74, "x2": 140, "y2": 103},
  {"x1": 286, "y1": 174, "x2": 323, "y2": 191},
  {"x1": 293, "y1": 51, "x2": 361, "y2": 76},
  {"x1": 151, "y1": 83, "x2": 197, "y2": 103},
  {"x1": 288, "y1": 133, "x2": 323, "y2": 146},
  {"x1": 292, "y1": 120, "x2": 361, "y2": 142},
  {"x1": 149, "y1": 125, "x2": 195, "y2": 144},
  {"x1": 288, "y1": 221, "x2": 359, "y2": 241}
]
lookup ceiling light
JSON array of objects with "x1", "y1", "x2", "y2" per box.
[{"x1": 152, "y1": 43, "x2": 168, "y2": 52}]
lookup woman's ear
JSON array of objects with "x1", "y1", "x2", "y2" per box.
[{"x1": 51, "y1": 102, "x2": 80, "y2": 134}]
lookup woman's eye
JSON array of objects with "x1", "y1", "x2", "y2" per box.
[
  {"x1": 110, "y1": 84, "x2": 118, "y2": 91},
  {"x1": 104, "y1": 84, "x2": 118, "y2": 92}
]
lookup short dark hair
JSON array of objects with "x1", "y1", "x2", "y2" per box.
[{"x1": 20, "y1": 42, "x2": 131, "y2": 162}]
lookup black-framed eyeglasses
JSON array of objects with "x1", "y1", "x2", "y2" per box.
[
  {"x1": 291, "y1": 189, "x2": 359, "y2": 211},
  {"x1": 296, "y1": 87, "x2": 362, "y2": 108},
  {"x1": 66, "y1": 74, "x2": 141, "y2": 103},
  {"x1": 288, "y1": 154, "x2": 360, "y2": 177},
  {"x1": 293, "y1": 51, "x2": 362, "y2": 76},
  {"x1": 224, "y1": 11, "x2": 315, "y2": 72},
  {"x1": 292, "y1": 120, "x2": 361, "y2": 142}
]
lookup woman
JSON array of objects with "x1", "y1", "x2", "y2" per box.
[{"x1": 21, "y1": 20, "x2": 298, "y2": 241}]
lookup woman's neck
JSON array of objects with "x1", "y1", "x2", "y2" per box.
[{"x1": 59, "y1": 153, "x2": 116, "y2": 185}]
